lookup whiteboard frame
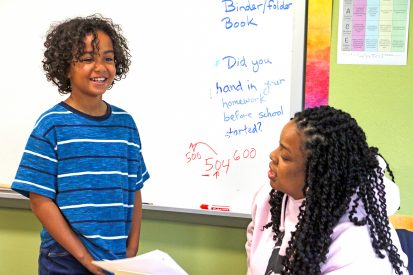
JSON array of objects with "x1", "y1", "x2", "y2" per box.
[
  {"x1": 290, "y1": 1, "x2": 308, "y2": 116},
  {"x1": 0, "y1": 0, "x2": 308, "y2": 221},
  {"x1": 0, "y1": 189, "x2": 250, "y2": 227}
]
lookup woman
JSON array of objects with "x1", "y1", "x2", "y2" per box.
[{"x1": 246, "y1": 106, "x2": 408, "y2": 274}]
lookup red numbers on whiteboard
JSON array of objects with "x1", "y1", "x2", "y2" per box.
[
  {"x1": 185, "y1": 142, "x2": 256, "y2": 179},
  {"x1": 186, "y1": 152, "x2": 202, "y2": 162},
  {"x1": 204, "y1": 158, "x2": 230, "y2": 179},
  {"x1": 233, "y1": 148, "x2": 256, "y2": 160}
]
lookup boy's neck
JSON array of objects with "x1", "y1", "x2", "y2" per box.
[{"x1": 64, "y1": 95, "x2": 107, "y2": 117}]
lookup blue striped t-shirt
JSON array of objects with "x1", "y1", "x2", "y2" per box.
[{"x1": 12, "y1": 101, "x2": 150, "y2": 261}]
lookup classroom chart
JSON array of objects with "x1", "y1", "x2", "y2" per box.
[
  {"x1": 0, "y1": 0, "x2": 307, "y2": 217},
  {"x1": 337, "y1": 0, "x2": 410, "y2": 65}
]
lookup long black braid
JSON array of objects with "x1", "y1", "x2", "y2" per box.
[{"x1": 265, "y1": 105, "x2": 405, "y2": 274}]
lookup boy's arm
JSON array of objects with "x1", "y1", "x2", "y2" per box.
[
  {"x1": 29, "y1": 192, "x2": 105, "y2": 275},
  {"x1": 126, "y1": 190, "x2": 142, "y2": 257}
]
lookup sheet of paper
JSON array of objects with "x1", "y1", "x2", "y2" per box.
[
  {"x1": 92, "y1": 250, "x2": 188, "y2": 275},
  {"x1": 337, "y1": 0, "x2": 410, "y2": 65}
]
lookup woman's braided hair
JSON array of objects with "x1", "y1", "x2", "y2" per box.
[{"x1": 265, "y1": 105, "x2": 404, "y2": 274}]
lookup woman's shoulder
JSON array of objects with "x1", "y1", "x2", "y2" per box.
[
  {"x1": 250, "y1": 184, "x2": 273, "y2": 225},
  {"x1": 252, "y1": 184, "x2": 272, "y2": 208},
  {"x1": 323, "y1": 221, "x2": 394, "y2": 274},
  {"x1": 323, "y1": 218, "x2": 408, "y2": 274}
]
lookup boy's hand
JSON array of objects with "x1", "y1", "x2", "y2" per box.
[
  {"x1": 78, "y1": 253, "x2": 105, "y2": 275},
  {"x1": 126, "y1": 246, "x2": 138, "y2": 258},
  {"x1": 29, "y1": 193, "x2": 105, "y2": 275},
  {"x1": 83, "y1": 258, "x2": 105, "y2": 275}
]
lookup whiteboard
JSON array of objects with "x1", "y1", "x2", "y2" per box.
[{"x1": 0, "y1": 0, "x2": 307, "y2": 216}]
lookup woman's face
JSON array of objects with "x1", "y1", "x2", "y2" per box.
[{"x1": 268, "y1": 120, "x2": 307, "y2": 200}]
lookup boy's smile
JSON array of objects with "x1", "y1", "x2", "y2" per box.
[{"x1": 67, "y1": 30, "x2": 116, "y2": 101}]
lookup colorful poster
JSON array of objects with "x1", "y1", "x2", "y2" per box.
[
  {"x1": 337, "y1": 0, "x2": 410, "y2": 65},
  {"x1": 305, "y1": 0, "x2": 333, "y2": 108}
]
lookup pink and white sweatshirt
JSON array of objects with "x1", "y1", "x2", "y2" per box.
[{"x1": 246, "y1": 160, "x2": 408, "y2": 275}]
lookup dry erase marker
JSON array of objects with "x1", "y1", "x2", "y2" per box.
[{"x1": 200, "y1": 204, "x2": 230, "y2": 211}]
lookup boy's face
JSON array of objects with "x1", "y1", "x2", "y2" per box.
[{"x1": 67, "y1": 31, "x2": 116, "y2": 99}]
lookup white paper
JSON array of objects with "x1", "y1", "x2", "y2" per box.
[{"x1": 92, "y1": 250, "x2": 188, "y2": 275}]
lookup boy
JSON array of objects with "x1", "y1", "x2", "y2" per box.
[{"x1": 12, "y1": 14, "x2": 149, "y2": 274}]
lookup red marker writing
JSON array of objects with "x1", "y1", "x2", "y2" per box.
[{"x1": 200, "y1": 204, "x2": 230, "y2": 211}]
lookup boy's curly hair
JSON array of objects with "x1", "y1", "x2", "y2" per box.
[
  {"x1": 265, "y1": 105, "x2": 405, "y2": 274},
  {"x1": 42, "y1": 14, "x2": 131, "y2": 94}
]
